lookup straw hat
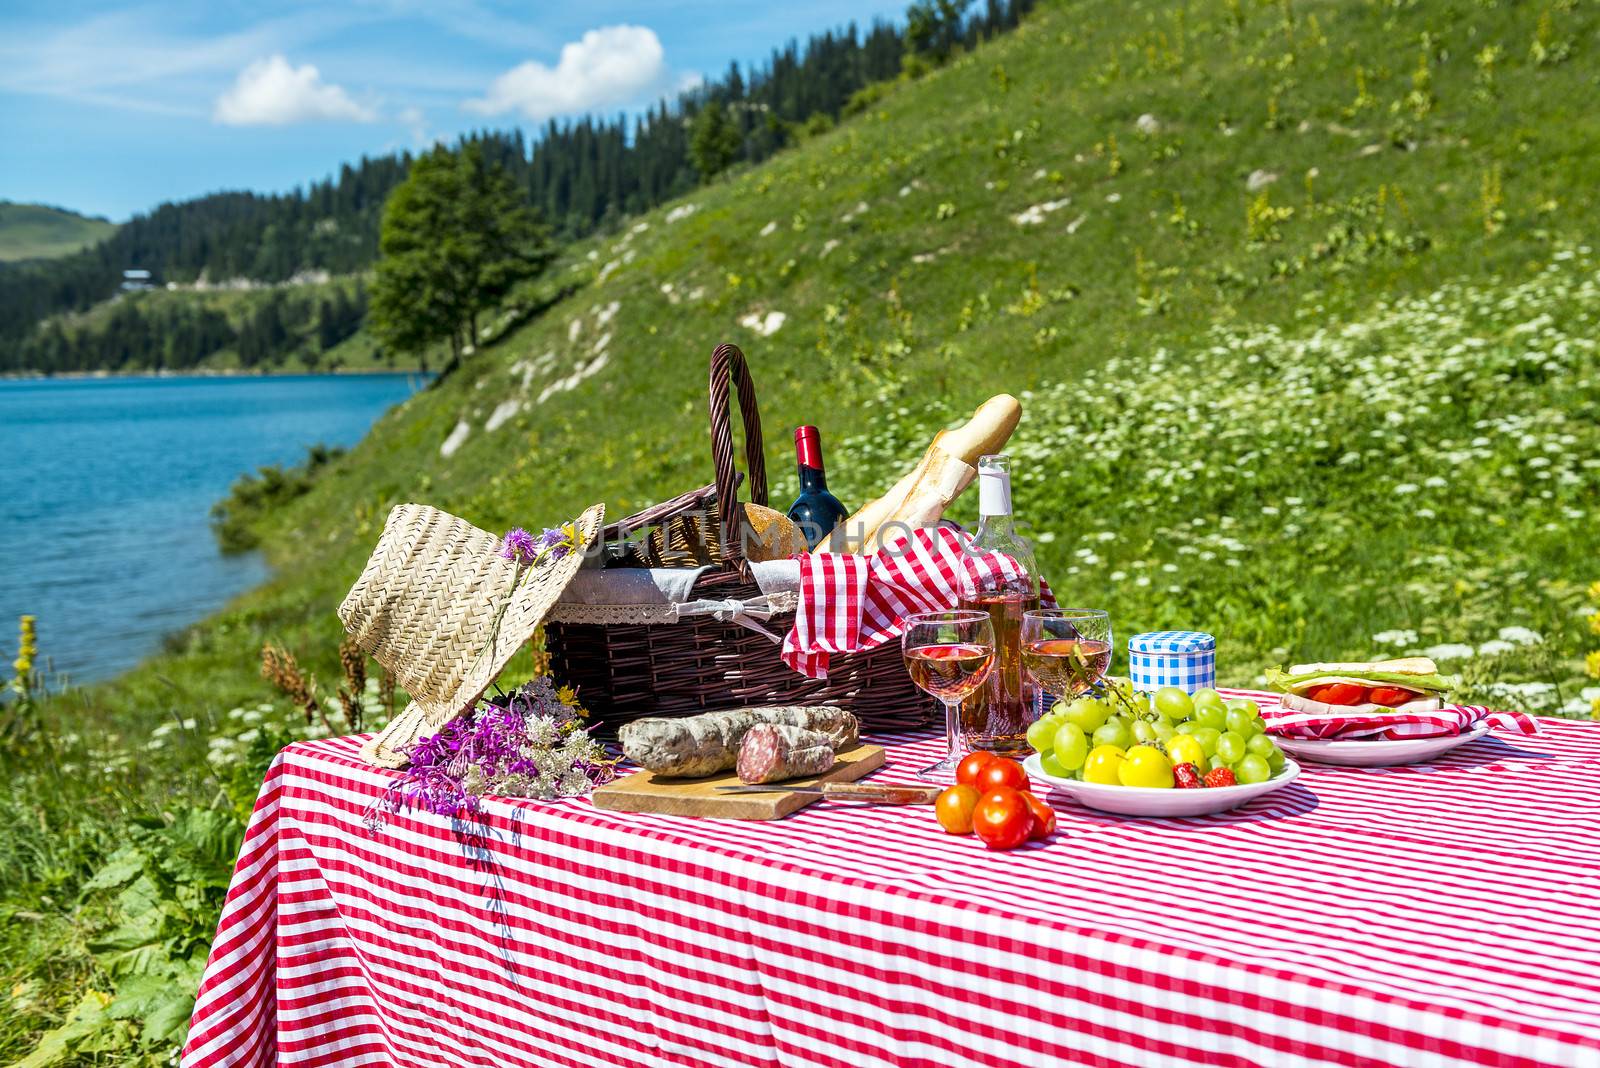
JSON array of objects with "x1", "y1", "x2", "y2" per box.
[{"x1": 339, "y1": 501, "x2": 605, "y2": 768}]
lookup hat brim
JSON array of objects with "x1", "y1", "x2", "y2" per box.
[
  {"x1": 361, "y1": 698, "x2": 435, "y2": 768},
  {"x1": 344, "y1": 502, "x2": 605, "y2": 769}
]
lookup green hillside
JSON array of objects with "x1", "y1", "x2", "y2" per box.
[
  {"x1": 238, "y1": 0, "x2": 1598, "y2": 695},
  {"x1": 0, "y1": 201, "x2": 116, "y2": 262},
  {"x1": 6, "y1": 0, "x2": 1600, "y2": 1058}
]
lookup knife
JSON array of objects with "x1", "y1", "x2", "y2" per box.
[{"x1": 714, "y1": 782, "x2": 942, "y2": 805}]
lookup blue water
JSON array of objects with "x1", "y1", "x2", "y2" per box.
[{"x1": 0, "y1": 374, "x2": 427, "y2": 683}]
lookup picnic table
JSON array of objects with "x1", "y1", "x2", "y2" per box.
[{"x1": 180, "y1": 692, "x2": 1600, "y2": 1068}]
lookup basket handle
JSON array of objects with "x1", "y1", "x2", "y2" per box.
[{"x1": 709, "y1": 342, "x2": 768, "y2": 565}]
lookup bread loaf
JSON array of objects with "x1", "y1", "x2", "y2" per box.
[
  {"x1": 818, "y1": 394, "x2": 1021, "y2": 555},
  {"x1": 939, "y1": 394, "x2": 1023, "y2": 463},
  {"x1": 867, "y1": 448, "x2": 974, "y2": 552},
  {"x1": 740, "y1": 503, "x2": 808, "y2": 561}
]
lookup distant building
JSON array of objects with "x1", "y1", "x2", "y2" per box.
[{"x1": 121, "y1": 268, "x2": 154, "y2": 292}]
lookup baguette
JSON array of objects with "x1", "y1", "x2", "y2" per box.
[
  {"x1": 815, "y1": 432, "x2": 949, "y2": 554},
  {"x1": 867, "y1": 448, "x2": 974, "y2": 552},
  {"x1": 818, "y1": 394, "x2": 1021, "y2": 555},
  {"x1": 939, "y1": 394, "x2": 1023, "y2": 465}
]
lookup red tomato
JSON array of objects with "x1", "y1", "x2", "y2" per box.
[
  {"x1": 1367, "y1": 686, "x2": 1417, "y2": 707},
  {"x1": 977, "y1": 757, "x2": 1029, "y2": 793},
  {"x1": 1020, "y1": 791, "x2": 1055, "y2": 841},
  {"x1": 934, "y1": 785, "x2": 980, "y2": 835},
  {"x1": 972, "y1": 787, "x2": 1032, "y2": 850},
  {"x1": 955, "y1": 751, "x2": 999, "y2": 788},
  {"x1": 1307, "y1": 683, "x2": 1369, "y2": 706}
]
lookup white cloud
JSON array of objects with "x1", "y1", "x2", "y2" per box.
[
  {"x1": 397, "y1": 105, "x2": 432, "y2": 145},
  {"x1": 464, "y1": 25, "x2": 666, "y2": 123},
  {"x1": 214, "y1": 54, "x2": 375, "y2": 126}
]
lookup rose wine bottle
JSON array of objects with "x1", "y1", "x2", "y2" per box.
[
  {"x1": 786, "y1": 426, "x2": 849, "y2": 550},
  {"x1": 958, "y1": 454, "x2": 1041, "y2": 757}
]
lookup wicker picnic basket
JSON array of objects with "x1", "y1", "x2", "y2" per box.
[{"x1": 543, "y1": 342, "x2": 931, "y2": 734}]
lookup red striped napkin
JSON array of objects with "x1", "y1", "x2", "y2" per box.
[
  {"x1": 780, "y1": 526, "x2": 1048, "y2": 680},
  {"x1": 1261, "y1": 699, "x2": 1539, "y2": 740}
]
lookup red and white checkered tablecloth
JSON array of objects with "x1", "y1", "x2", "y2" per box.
[{"x1": 181, "y1": 692, "x2": 1600, "y2": 1068}]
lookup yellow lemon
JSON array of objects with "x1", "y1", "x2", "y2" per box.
[
  {"x1": 1082, "y1": 744, "x2": 1126, "y2": 785},
  {"x1": 1118, "y1": 745, "x2": 1175, "y2": 788}
]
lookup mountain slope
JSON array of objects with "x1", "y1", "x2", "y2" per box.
[
  {"x1": 0, "y1": 202, "x2": 116, "y2": 262},
  {"x1": 103, "y1": 0, "x2": 1600, "y2": 716}
]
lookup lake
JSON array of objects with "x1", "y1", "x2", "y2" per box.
[{"x1": 0, "y1": 373, "x2": 427, "y2": 684}]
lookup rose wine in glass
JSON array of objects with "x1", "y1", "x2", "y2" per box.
[
  {"x1": 1020, "y1": 609, "x2": 1113, "y2": 702},
  {"x1": 902, "y1": 610, "x2": 996, "y2": 778}
]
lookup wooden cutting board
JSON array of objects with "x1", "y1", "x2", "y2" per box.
[{"x1": 591, "y1": 744, "x2": 885, "y2": 821}]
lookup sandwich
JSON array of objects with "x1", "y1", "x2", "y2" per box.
[{"x1": 1265, "y1": 657, "x2": 1455, "y2": 716}]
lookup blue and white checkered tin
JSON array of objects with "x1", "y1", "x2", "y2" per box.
[{"x1": 1128, "y1": 631, "x2": 1216, "y2": 693}]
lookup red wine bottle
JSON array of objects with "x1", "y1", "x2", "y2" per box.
[{"x1": 786, "y1": 426, "x2": 849, "y2": 550}]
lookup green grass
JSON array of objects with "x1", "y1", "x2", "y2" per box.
[
  {"x1": 6, "y1": 0, "x2": 1600, "y2": 1059},
  {"x1": 0, "y1": 202, "x2": 116, "y2": 262}
]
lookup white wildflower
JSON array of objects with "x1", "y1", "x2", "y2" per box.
[
  {"x1": 1246, "y1": 169, "x2": 1278, "y2": 192},
  {"x1": 738, "y1": 311, "x2": 787, "y2": 337},
  {"x1": 1012, "y1": 198, "x2": 1070, "y2": 226}
]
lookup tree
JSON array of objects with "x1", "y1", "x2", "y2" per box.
[
  {"x1": 316, "y1": 298, "x2": 339, "y2": 351},
  {"x1": 689, "y1": 101, "x2": 743, "y2": 182},
  {"x1": 906, "y1": 0, "x2": 972, "y2": 65},
  {"x1": 6, "y1": 8, "x2": 1042, "y2": 369},
  {"x1": 369, "y1": 144, "x2": 554, "y2": 363}
]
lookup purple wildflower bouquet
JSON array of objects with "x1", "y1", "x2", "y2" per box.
[
  {"x1": 500, "y1": 522, "x2": 577, "y2": 568},
  {"x1": 365, "y1": 523, "x2": 615, "y2": 829},
  {"x1": 367, "y1": 676, "x2": 618, "y2": 828}
]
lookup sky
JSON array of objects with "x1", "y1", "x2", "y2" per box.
[{"x1": 0, "y1": 1, "x2": 909, "y2": 222}]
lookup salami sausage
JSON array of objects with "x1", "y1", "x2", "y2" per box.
[
  {"x1": 736, "y1": 724, "x2": 836, "y2": 784},
  {"x1": 618, "y1": 705, "x2": 858, "y2": 778}
]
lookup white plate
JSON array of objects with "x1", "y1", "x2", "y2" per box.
[
  {"x1": 1023, "y1": 754, "x2": 1302, "y2": 817},
  {"x1": 1271, "y1": 720, "x2": 1490, "y2": 767}
]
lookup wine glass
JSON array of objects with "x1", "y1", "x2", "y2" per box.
[
  {"x1": 902, "y1": 609, "x2": 996, "y2": 778},
  {"x1": 1020, "y1": 609, "x2": 1113, "y2": 705}
]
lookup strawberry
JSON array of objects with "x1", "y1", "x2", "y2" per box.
[
  {"x1": 1174, "y1": 763, "x2": 1203, "y2": 789},
  {"x1": 1203, "y1": 766, "x2": 1237, "y2": 788}
]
